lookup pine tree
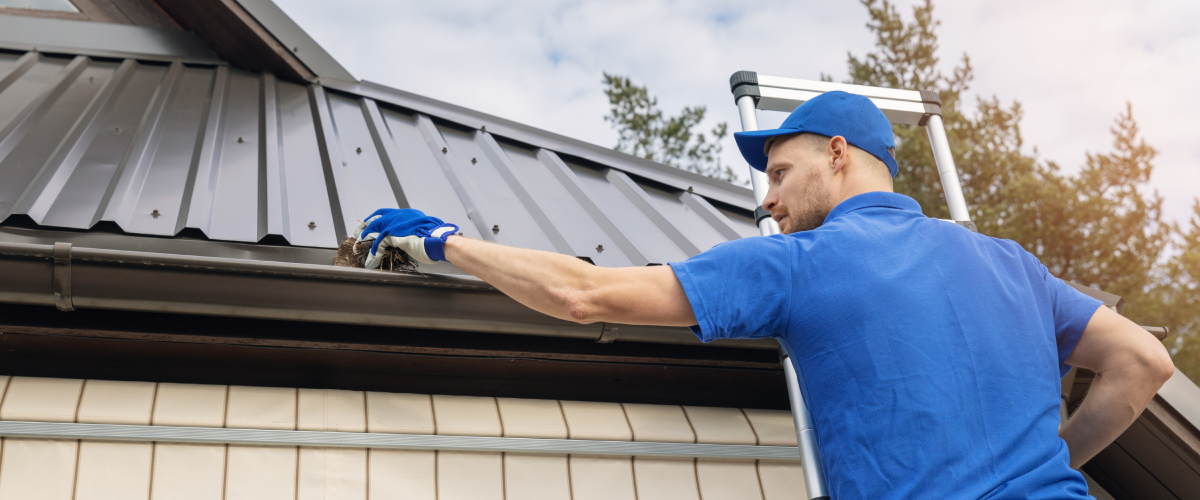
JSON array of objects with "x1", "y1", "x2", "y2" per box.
[{"x1": 602, "y1": 72, "x2": 739, "y2": 184}]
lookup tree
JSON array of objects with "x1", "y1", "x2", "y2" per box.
[
  {"x1": 845, "y1": 0, "x2": 1199, "y2": 380},
  {"x1": 602, "y1": 72, "x2": 739, "y2": 184}
]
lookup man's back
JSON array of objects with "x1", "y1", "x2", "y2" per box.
[{"x1": 671, "y1": 192, "x2": 1101, "y2": 499}]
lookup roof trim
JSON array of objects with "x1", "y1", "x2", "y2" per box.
[
  {"x1": 0, "y1": 13, "x2": 220, "y2": 64},
  {"x1": 321, "y1": 78, "x2": 756, "y2": 211},
  {"x1": 153, "y1": 0, "x2": 317, "y2": 82},
  {"x1": 231, "y1": 0, "x2": 354, "y2": 81}
]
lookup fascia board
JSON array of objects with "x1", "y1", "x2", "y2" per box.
[
  {"x1": 0, "y1": 13, "x2": 221, "y2": 64},
  {"x1": 1157, "y1": 370, "x2": 1200, "y2": 435},
  {"x1": 320, "y1": 78, "x2": 757, "y2": 212},
  {"x1": 232, "y1": 0, "x2": 354, "y2": 81}
]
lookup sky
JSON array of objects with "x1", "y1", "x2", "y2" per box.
[{"x1": 273, "y1": 0, "x2": 1200, "y2": 226}]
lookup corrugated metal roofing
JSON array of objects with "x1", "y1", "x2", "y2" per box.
[{"x1": 0, "y1": 48, "x2": 758, "y2": 266}]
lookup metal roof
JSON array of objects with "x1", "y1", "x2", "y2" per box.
[{"x1": 0, "y1": 47, "x2": 757, "y2": 268}]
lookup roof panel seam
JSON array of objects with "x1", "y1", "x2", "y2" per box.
[
  {"x1": 535, "y1": 149, "x2": 647, "y2": 266},
  {"x1": 605, "y1": 169, "x2": 701, "y2": 257},
  {"x1": 414, "y1": 114, "x2": 498, "y2": 243},
  {"x1": 475, "y1": 131, "x2": 574, "y2": 255},
  {"x1": 102, "y1": 61, "x2": 188, "y2": 231}
]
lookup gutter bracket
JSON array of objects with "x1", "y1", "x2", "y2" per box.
[{"x1": 52, "y1": 242, "x2": 73, "y2": 312}]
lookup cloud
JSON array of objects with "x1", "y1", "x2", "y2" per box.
[{"x1": 274, "y1": 0, "x2": 1199, "y2": 223}]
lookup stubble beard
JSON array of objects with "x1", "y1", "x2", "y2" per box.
[{"x1": 776, "y1": 169, "x2": 833, "y2": 235}]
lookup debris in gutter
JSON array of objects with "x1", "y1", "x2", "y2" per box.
[{"x1": 334, "y1": 237, "x2": 417, "y2": 273}]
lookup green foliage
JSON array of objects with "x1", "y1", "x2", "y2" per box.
[
  {"x1": 848, "y1": 0, "x2": 1199, "y2": 381},
  {"x1": 602, "y1": 72, "x2": 739, "y2": 184}
]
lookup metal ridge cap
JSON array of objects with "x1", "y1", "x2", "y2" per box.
[
  {"x1": 321, "y1": 79, "x2": 755, "y2": 210},
  {"x1": 0, "y1": 420, "x2": 800, "y2": 460}
]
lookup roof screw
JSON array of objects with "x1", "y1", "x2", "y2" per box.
[
  {"x1": 151, "y1": 209, "x2": 160, "y2": 218},
  {"x1": 356, "y1": 147, "x2": 362, "y2": 154},
  {"x1": 687, "y1": 186, "x2": 693, "y2": 193},
  {"x1": 114, "y1": 127, "x2": 121, "y2": 134},
  {"x1": 442, "y1": 147, "x2": 448, "y2": 153},
  {"x1": 596, "y1": 244, "x2": 604, "y2": 252},
  {"x1": 480, "y1": 125, "x2": 486, "y2": 131},
  {"x1": 237, "y1": 137, "x2": 244, "y2": 143},
  {"x1": 88, "y1": 76, "x2": 94, "y2": 83},
  {"x1": 308, "y1": 221, "x2": 316, "y2": 229},
  {"x1": 492, "y1": 224, "x2": 500, "y2": 234},
  {"x1": 293, "y1": 46, "x2": 299, "y2": 53},
  {"x1": 471, "y1": 157, "x2": 477, "y2": 164}
]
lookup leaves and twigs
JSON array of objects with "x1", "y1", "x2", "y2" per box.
[{"x1": 334, "y1": 237, "x2": 418, "y2": 274}]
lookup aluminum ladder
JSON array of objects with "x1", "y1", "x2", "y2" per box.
[{"x1": 728, "y1": 71, "x2": 973, "y2": 499}]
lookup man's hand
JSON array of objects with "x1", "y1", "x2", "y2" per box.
[
  {"x1": 353, "y1": 208, "x2": 459, "y2": 268},
  {"x1": 1060, "y1": 306, "x2": 1174, "y2": 468},
  {"x1": 443, "y1": 235, "x2": 697, "y2": 327}
]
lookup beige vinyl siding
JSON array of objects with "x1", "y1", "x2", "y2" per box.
[
  {"x1": 0, "y1": 439, "x2": 78, "y2": 500},
  {"x1": 369, "y1": 448, "x2": 441, "y2": 498},
  {"x1": 152, "y1": 383, "x2": 228, "y2": 427},
  {"x1": 505, "y1": 454, "x2": 572, "y2": 500},
  {"x1": 568, "y1": 456, "x2": 638, "y2": 500},
  {"x1": 150, "y1": 443, "x2": 227, "y2": 500},
  {"x1": 437, "y1": 451, "x2": 504, "y2": 500},
  {"x1": 559, "y1": 400, "x2": 632, "y2": 441},
  {"x1": 365, "y1": 392, "x2": 435, "y2": 434},
  {"x1": 758, "y1": 460, "x2": 808, "y2": 500},
  {"x1": 0, "y1": 375, "x2": 804, "y2": 499},
  {"x1": 75, "y1": 441, "x2": 155, "y2": 500},
  {"x1": 697, "y1": 459, "x2": 766, "y2": 500},
  {"x1": 431, "y1": 395, "x2": 501, "y2": 437},
  {"x1": 367, "y1": 449, "x2": 437, "y2": 500},
  {"x1": 297, "y1": 447, "x2": 368, "y2": 500},
  {"x1": 633, "y1": 457, "x2": 703, "y2": 500},
  {"x1": 742, "y1": 408, "x2": 799, "y2": 446}
]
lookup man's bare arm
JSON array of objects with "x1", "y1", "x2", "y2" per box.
[
  {"x1": 1060, "y1": 306, "x2": 1174, "y2": 468},
  {"x1": 443, "y1": 236, "x2": 697, "y2": 327}
]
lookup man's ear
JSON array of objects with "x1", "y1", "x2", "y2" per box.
[{"x1": 828, "y1": 135, "x2": 850, "y2": 174}]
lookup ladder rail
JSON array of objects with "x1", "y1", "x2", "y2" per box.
[{"x1": 730, "y1": 71, "x2": 974, "y2": 500}]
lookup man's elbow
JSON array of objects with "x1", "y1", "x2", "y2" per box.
[
  {"x1": 1148, "y1": 345, "x2": 1175, "y2": 385},
  {"x1": 1131, "y1": 341, "x2": 1175, "y2": 387},
  {"x1": 562, "y1": 289, "x2": 600, "y2": 324}
]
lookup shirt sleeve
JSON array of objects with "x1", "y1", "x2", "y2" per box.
[
  {"x1": 1041, "y1": 265, "x2": 1104, "y2": 377},
  {"x1": 668, "y1": 235, "x2": 793, "y2": 343}
]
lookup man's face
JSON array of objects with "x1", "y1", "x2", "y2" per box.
[{"x1": 761, "y1": 135, "x2": 836, "y2": 234}]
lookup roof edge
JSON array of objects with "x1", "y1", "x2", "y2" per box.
[{"x1": 231, "y1": 0, "x2": 353, "y2": 81}]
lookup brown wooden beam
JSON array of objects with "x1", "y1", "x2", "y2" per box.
[{"x1": 153, "y1": 0, "x2": 314, "y2": 81}]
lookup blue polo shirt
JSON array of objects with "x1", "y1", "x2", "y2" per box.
[{"x1": 670, "y1": 192, "x2": 1102, "y2": 500}]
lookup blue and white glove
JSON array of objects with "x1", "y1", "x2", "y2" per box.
[{"x1": 351, "y1": 208, "x2": 459, "y2": 268}]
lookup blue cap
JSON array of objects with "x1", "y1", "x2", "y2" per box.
[{"x1": 734, "y1": 91, "x2": 898, "y2": 177}]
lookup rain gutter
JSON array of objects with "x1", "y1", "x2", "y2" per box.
[{"x1": 0, "y1": 241, "x2": 773, "y2": 349}]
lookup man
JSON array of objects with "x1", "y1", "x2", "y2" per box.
[{"x1": 353, "y1": 91, "x2": 1173, "y2": 499}]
